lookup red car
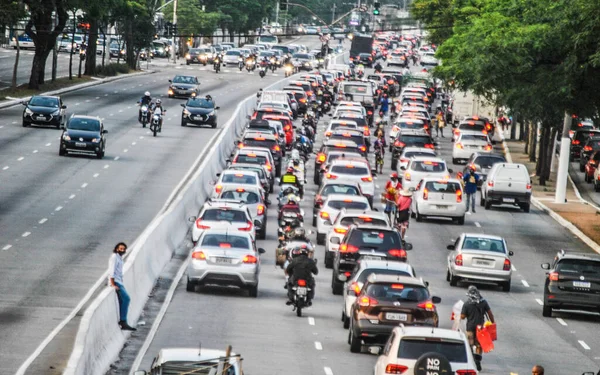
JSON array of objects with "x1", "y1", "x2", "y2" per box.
[{"x1": 584, "y1": 151, "x2": 600, "y2": 183}]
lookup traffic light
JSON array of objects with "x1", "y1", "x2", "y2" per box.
[
  {"x1": 279, "y1": 0, "x2": 288, "y2": 11},
  {"x1": 373, "y1": 1, "x2": 380, "y2": 15},
  {"x1": 172, "y1": 24, "x2": 178, "y2": 36},
  {"x1": 164, "y1": 22, "x2": 172, "y2": 37}
]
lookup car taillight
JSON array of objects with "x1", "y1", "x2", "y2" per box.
[
  {"x1": 334, "y1": 227, "x2": 348, "y2": 234},
  {"x1": 257, "y1": 204, "x2": 265, "y2": 216},
  {"x1": 456, "y1": 370, "x2": 477, "y2": 375},
  {"x1": 360, "y1": 145, "x2": 367, "y2": 152},
  {"x1": 327, "y1": 173, "x2": 338, "y2": 179},
  {"x1": 405, "y1": 172, "x2": 411, "y2": 181},
  {"x1": 361, "y1": 176, "x2": 373, "y2": 182},
  {"x1": 526, "y1": 183, "x2": 532, "y2": 190},
  {"x1": 485, "y1": 124, "x2": 492, "y2": 131},
  {"x1": 417, "y1": 301, "x2": 435, "y2": 312},
  {"x1": 394, "y1": 141, "x2": 405, "y2": 147},
  {"x1": 320, "y1": 211, "x2": 330, "y2": 219},
  {"x1": 456, "y1": 189, "x2": 462, "y2": 203},
  {"x1": 488, "y1": 181, "x2": 494, "y2": 187},
  {"x1": 503, "y1": 258, "x2": 511, "y2": 271},
  {"x1": 358, "y1": 296, "x2": 378, "y2": 307},
  {"x1": 317, "y1": 153, "x2": 326, "y2": 163},
  {"x1": 339, "y1": 244, "x2": 358, "y2": 252},
  {"x1": 196, "y1": 219, "x2": 210, "y2": 229},
  {"x1": 421, "y1": 187, "x2": 428, "y2": 200},
  {"x1": 215, "y1": 185, "x2": 223, "y2": 194},
  {"x1": 454, "y1": 129, "x2": 460, "y2": 135},
  {"x1": 266, "y1": 163, "x2": 272, "y2": 171},
  {"x1": 455, "y1": 142, "x2": 464, "y2": 149},
  {"x1": 455, "y1": 254, "x2": 463, "y2": 266},
  {"x1": 325, "y1": 131, "x2": 332, "y2": 137},
  {"x1": 388, "y1": 249, "x2": 407, "y2": 258},
  {"x1": 367, "y1": 110, "x2": 373, "y2": 115},
  {"x1": 385, "y1": 364, "x2": 408, "y2": 374},
  {"x1": 315, "y1": 195, "x2": 323, "y2": 206},
  {"x1": 584, "y1": 145, "x2": 593, "y2": 151},
  {"x1": 484, "y1": 144, "x2": 492, "y2": 151},
  {"x1": 400, "y1": 158, "x2": 409, "y2": 164},
  {"x1": 238, "y1": 220, "x2": 253, "y2": 231},
  {"x1": 350, "y1": 282, "x2": 362, "y2": 295},
  {"x1": 549, "y1": 272, "x2": 559, "y2": 281},
  {"x1": 572, "y1": 139, "x2": 580, "y2": 145},
  {"x1": 243, "y1": 254, "x2": 258, "y2": 264},
  {"x1": 191, "y1": 251, "x2": 206, "y2": 260},
  {"x1": 273, "y1": 145, "x2": 281, "y2": 152},
  {"x1": 297, "y1": 279, "x2": 307, "y2": 286},
  {"x1": 424, "y1": 143, "x2": 434, "y2": 149},
  {"x1": 307, "y1": 91, "x2": 313, "y2": 97}
]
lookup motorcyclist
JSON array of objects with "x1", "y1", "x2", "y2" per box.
[
  {"x1": 256, "y1": 88, "x2": 263, "y2": 100},
  {"x1": 205, "y1": 95, "x2": 213, "y2": 102},
  {"x1": 285, "y1": 246, "x2": 318, "y2": 305},
  {"x1": 138, "y1": 91, "x2": 152, "y2": 122},
  {"x1": 374, "y1": 61, "x2": 383, "y2": 73},
  {"x1": 152, "y1": 99, "x2": 165, "y2": 132},
  {"x1": 280, "y1": 166, "x2": 300, "y2": 188}
]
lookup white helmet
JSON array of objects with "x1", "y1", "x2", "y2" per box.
[{"x1": 144, "y1": 91, "x2": 150, "y2": 96}]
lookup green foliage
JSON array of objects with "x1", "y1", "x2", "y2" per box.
[
  {"x1": 96, "y1": 62, "x2": 130, "y2": 76},
  {"x1": 163, "y1": 0, "x2": 221, "y2": 36},
  {"x1": 202, "y1": 0, "x2": 276, "y2": 34},
  {"x1": 0, "y1": 1, "x2": 27, "y2": 27}
]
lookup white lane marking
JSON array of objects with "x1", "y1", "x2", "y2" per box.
[
  {"x1": 17, "y1": 157, "x2": 24, "y2": 161},
  {"x1": 511, "y1": 265, "x2": 517, "y2": 272},
  {"x1": 556, "y1": 318, "x2": 567, "y2": 326},
  {"x1": 85, "y1": 99, "x2": 90, "y2": 103},
  {"x1": 579, "y1": 340, "x2": 591, "y2": 350},
  {"x1": 0, "y1": 125, "x2": 4, "y2": 128},
  {"x1": 118, "y1": 109, "x2": 123, "y2": 113},
  {"x1": 2, "y1": 166, "x2": 8, "y2": 170},
  {"x1": 132, "y1": 142, "x2": 137, "y2": 146},
  {"x1": 127, "y1": 106, "x2": 131, "y2": 109},
  {"x1": 45, "y1": 143, "x2": 51, "y2": 146},
  {"x1": 114, "y1": 156, "x2": 120, "y2": 161},
  {"x1": 2, "y1": 244, "x2": 12, "y2": 251},
  {"x1": 308, "y1": 317, "x2": 315, "y2": 325},
  {"x1": 95, "y1": 97, "x2": 100, "y2": 100},
  {"x1": 123, "y1": 149, "x2": 129, "y2": 153},
  {"x1": 33, "y1": 150, "x2": 38, "y2": 154},
  {"x1": 521, "y1": 279, "x2": 530, "y2": 287},
  {"x1": 22, "y1": 232, "x2": 31, "y2": 237},
  {"x1": 39, "y1": 218, "x2": 48, "y2": 224},
  {"x1": 535, "y1": 298, "x2": 543, "y2": 305},
  {"x1": 81, "y1": 183, "x2": 88, "y2": 188},
  {"x1": 474, "y1": 222, "x2": 481, "y2": 228},
  {"x1": 315, "y1": 341, "x2": 323, "y2": 350},
  {"x1": 324, "y1": 367, "x2": 333, "y2": 375},
  {"x1": 139, "y1": 136, "x2": 144, "y2": 139},
  {"x1": 55, "y1": 206, "x2": 63, "y2": 211},
  {"x1": 110, "y1": 113, "x2": 114, "y2": 116},
  {"x1": 103, "y1": 164, "x2": 109, "y2": 169},
  {"x1": 75, "y1": 103, "x2": 80, "y2": 106},
  {"x1": 69, "y1": 194, "x2": 76, "y2": 200},
  {"x1": 93, "y1": 173, "x2": 99, "y2": 178},
  {"x1": 104, "y1": 94, "x2": 108, "y2": 96}
]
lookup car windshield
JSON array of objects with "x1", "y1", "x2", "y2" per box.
[
  {"x1": 201, "y1": 234, "x2": 250, "y2": 249},
  {"x1": 201, "y1": 208, "x2": 246, "y2": 222},
  {"x1": 68, "y1": 118, "x2": 100, "y2": 131},
  {"x1": 411, "y1": 161, "x2": 445, "y2": 172},
  {"x1": 349, "y1": 229, "x2": 402, "y2": 249},
  {"x1": 424, "y1": 181, "x2": 461, "y2": 193},
  {"x1": 244, "y1": 139, "x2": 276, "y2": 148},
  {"x1": 293, "y1": 53, "x2": 311, "y2": 59},
  {"x1": 259, "y1": 35, "x2": 277, "y2": 43},
  {"x1": 331, "y1": 123, "x2": 358, "y2": 131},
  {"x1": 189, "y1": 48, "x2": 201, "y2": 54},
  {"x1": 341, "y1": 216, "x2": 387, "y2": 227},
  {"x1": 461, "y1": 134, "x2": 488, "y2": 142},
  {"x1": 29, "y1": 96, "x2": 59, "y2": 107},
  {"x1": 172, "y1": 76, "x2": 196, "y2": 84},
  {"x1": 398, "y1": 339, "x2": 468, "y2": 363},
  {"x1": 344, "y1": 85, "x2": 368, "y2": 94},
  {"x1": 226, "y1": 50, "x2": 241, "y2": 56},
  {"x1": 186, "y1": 98, "x2": 213, "y2": 108},
  {"x1": 365, "y1": 283, "x2": 429, "y2": 302},
  {"x1": 327, "y1": 200, "x2": 368, "y2": 210},
  {"x1": 220, "y1": 190, "x2": 261, "y2": 204},
  {"x1": 556, "y1": 259, "x2": 600, "y2": 274},
  {"x1": 222, "y1": 173, "x2": 257, "y2": 185},
  {"x1": 330, "y1": 165, "x2": 369, "y2": 176},
  {"x1": 462, "y1": 237, "x2": 505, "y2": 253},
  {"x1": 357, "y1": 269, "x2": 412, "y2": 283},
  {"x1": 231, "y1": 166, "x2": 265, "y2": 179},
  {"x1": 474, "y1": 156, "x2": 506, "y2": 168}
]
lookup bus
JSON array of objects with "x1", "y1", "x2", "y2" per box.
[{"x1": 10, "y1": 34, "x2": 35, "y2": 49}]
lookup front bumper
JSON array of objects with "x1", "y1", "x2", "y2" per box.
[
  {"x1": 60, "y1": 140, "x2": 102, "y2": 155},
  {"x1": 183, "y1": 114, "x2": 216, "y2": 125},
  {"x1": 24, "y1": 113, "x2": 61, "y2": 126},
  {"x1": 169, "y1": 89, "x2": 197, "y2": 98}
]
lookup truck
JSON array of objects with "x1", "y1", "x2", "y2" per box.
[{"x1": 350, "y1": 35, "x2": 373, "y2": 59}]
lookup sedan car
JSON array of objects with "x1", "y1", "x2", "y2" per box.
[
  {"x1": 584, "y1": 150, "x2": 600, "y2": 183},
  {"x1": 191, "y1": 200, "x2": 255, "y2": 244},
  {"x1": 22, "y1": 95, "x2": 67, "y2": 128},
  {"x1": 59, "y1": 115, "x2": 107, "y2": 159},
  {"x1": 168, "y1": 75, "x2": 200, "y2": 98},
  {"x1": 412, "y1": 178, "x2": 466, "y2": 224},
  {"x1": 186, "y1": 229, "x2": 265, "y2": 297},
  {"x1": 216, "y1": 186, "x2": 269, "y2": 239},
  {"x1": 396, "y1": 146, "x2": 437, "y2": 173},
  {"x1": 321, "y1": 158, "x2": 374, "y2": 205},
  {"x1": 348, "y1": 274, "x2": 441, "y2": 352},
  {"x1": 213, "y1": 170, "x2": 263, "y2": 198},
  {"x1": 452, "y1": 131, "x2": 493, "y2": 164},
  {"x1": 316, "y1": 194, "x2": 370, "y2": 245},
  {"x1": 180, "y1": 97, "x2": 219, "y2": 128},
  {"x1": 401, "y1": 156, "x2": 452, "y2": 191},
  {"x1": 446, "y1": 233, "x2": 513, "y2": 291},
  {"x1": 313, "y1": 180, "x2": 364, "y2": 226}
]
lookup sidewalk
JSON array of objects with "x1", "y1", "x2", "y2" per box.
[{"x1": 503, "y1": 137, "x2": 600, "y2": 254}]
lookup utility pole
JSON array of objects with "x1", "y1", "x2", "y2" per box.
[
  {"x1": 331, "y1": 3, "x2": 336, "y2": 25},
  {"x1": 275, "y1": 0, "x2": 280, "y2": 25},
  {"x1": 171, "y1": 0, "x2": 177, "y2": 64},
  {"x1": 555, "y1": 112, "x2": 572, "y2": 203}
]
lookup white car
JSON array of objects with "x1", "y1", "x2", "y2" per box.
[
  {"x1": 212, "y1": 170, "x2": 263, "y2": 199},
  {"x1": 316, "y1": 194, "x2": 370, "y2": 245},
  {"x1": 401, "y1": 156, "x2": 452, "y2": 191},
  {"x1": 481, "y1": 162, "x2": 532, "y2": 212},
  {"x1": 412, "y1": 177, "x2": 466, "y2": 224},
  {"x1": 396, "y1": 147, "x2": 437, "y2": 173},
  {"x1": 452, "y1": 131, "x2": 493, "y2": 164},
  {"x1": 452, "y1": 121, "x2": 489, "y2": 142},
  {"x1": 325, "y1": 209, "x2": 389, "y2": 267},
  {"x1": 373, "y1": 326, "x2": 479, "y2": 375},
  {"x1": 324, "y1": 120, "x2": 359, "y2": 138},
  {"x1": 334, "y1": 105, "x2": 366, "y2": 118},
  {"x1": 341, "y1": 260, "x2": 415, "y2": 328},
  {"x1": 216, "y1": 185, "x2": 268, "y2": 239},
  {"x1": 321, "y1": 158, "x2": 375, "y2": 205},
  {"x1": 191, "y1": 200, "x2": 256, "y2": 244}
]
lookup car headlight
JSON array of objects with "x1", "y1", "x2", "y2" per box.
[
  {"x1": 183, "y1": 109, "x2": 191, "y2": 116},
  {"x1": 191, "y1": 92, "x2": 197, "y2": 97},
  {"x1": 51, "y1": 109, "x2": 60, "y2": 116},
  {"x1": 91, "y1": 138, "x2": 100, "y2": 143},
  {"x1": 208, "y1": 110, "x2": 215, "y2": 116},
  {"x1": 185, "y1": 53, "x2": 191, "y2": 59},
  {"x1": 25, "y1": 108, "x2": 33, "y2": 115},
  {"x1": 168, "y1": 89, "x2": 174, "y2": 95},
  {"x1": 62, "y1": 134, "x2": 71, "y2": 141}
]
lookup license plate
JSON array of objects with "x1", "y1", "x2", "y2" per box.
[
  {"x1": 435, "y1": 205, "x2": 449, "y2": 209},
  {"x1": 214, "y1": 257, "x2": 232, "y2": 264},
  {"x1": 75, "y1": 142, "x2": 87, "y2": 147},
  {"x1": 36, "y1": 116, "x2": 46, "y2": 121},
  {"x1": 573, "y1": 281, "x2": 591, "y2": 288},
  {"x1": 386, "y1": 312, "x2": 407, "y2": 321},
  {"x1": 297, "y1": 287, "x2": 307, "y2": 296},
  {"x1": 503, "y1": 198, "x2": 515, "y2": 203},
  {"x1": 361, "y1": 255, "x2": 384, "y2": 261},
  {"x1": 474, "y1": 259, "x2": 493, "y2": 267}
]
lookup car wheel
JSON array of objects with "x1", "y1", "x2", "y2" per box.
[
  {"x1": 585, "y1": 173, "x2": 590, "y2": 183},
  {"x1": 416, "y1": 210, "x2": 423, "y2": 222},
  {"x1": 343, "y1": 314, "x2": 350, "y2": 329},
  {"x1": 501, "y1": 279, "x2": 511, "y2": 292},
  {"x1": 96, "y1": 147, "x2": 105, "y2": 159},
  {"x1": 59, "y1": 148, "x2": 66, "y2": 156},
  {"x1": 522, "y1": 203, "x2": 530, "y2": 213},
  {"x1": 595, "y1": 181, "x2": 600, "y2": 192},
  {"x1": 186, "y1": 61, "x2": 190, "y2": 65},
  {"x1": 452, "y1": 158, "x2": 458, "y2": 164},
  {"x1": 349, "y1": 320, "x2": 362, "y2": 353},
  {"x1": 332, "y1": 273, "x2": 343, "y2": 295},
  {"x1": 391, "y1": 157, "x2": 397, "y2": 171},
  {"x1": 212, "y1": 122, "x2": 217, "y2": 129},
  {"x1": 325, "y1": 252, "x2": 334, "y2": 269},
  {"x1": 457, "y1": 215, "x2": 465, "y2": 225},
  {"x1": 316, "y1": 233, "x2": 325, "y2": 245},
  {"x1": 484, "y1": 198, "x2": 491, "y2": 210},
  {"x1": 259, "y1": 225, "x2": 267, "y2": 240},
  {"x1": 181, "y1": 120, "x2": 186, "y2": 127},
  {"x1": 186, "y1": 278, "x2": 195, "y2": 292},
  {"x1": 248, "y1": 284, "x2": 258, "y2": 298},
  {"x1": 22, "y1": 121, "x2": 29, "y2": 127},
  {"x1": 542, "y1": 304, "x2": 552, "y2": 317},
  {"x1": 480, "y1": 193, "x2": 485, "y2": 206},
  {"x1": 449, "y1": 272, "x2": 459, "y2": 287},
  {"x1": 580, "y1": 163, "x2": 585, "y2": 172},
  {"x1": 446, "y1": 269, "x2": 451, "y2": 281}
]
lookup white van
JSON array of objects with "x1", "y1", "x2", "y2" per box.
[
  {"x1": 257, "y1": 34, "x2": 279, "y2": 46},
  {"x1": 481, "y1": 162, "x2": 532, "y2": 212},
  {"x1": 259, "y1": 90, "x2": 291, "y2": 108}
]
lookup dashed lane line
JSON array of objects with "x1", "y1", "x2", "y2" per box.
[
  {"x1": 556, "y1": 318, "x2": 567, "y2": 326},
  {"x1": 123, "y1": 149, "x2": 129, "y2": 153},
  {"x1": 45, "y1": 143, "x2": 51, "y2": 147},
  {"x1": 81, "y1": 183, "x2": 88, "y2": 188},
  {"x1": 93, "y1": 173, "x2": 99, "y2": 178},
  {"x1": 55, "y1": 206, "x2": 63, "y2": 212},
  {"x1": 39, "y1": 218, "x2": 48, "y2": 224},
  {"x1": 579, "y1": 340, "x2": 591, "y2": 350},
  {"x1": 315, "y1": 341, "x2": 323, "y2": 350},
  {"x1": 474, "y1": 222, "x2": 481, "y2": 228},
  {"x1": 308, "y1": 317, "x2": 315, "y2": 326},
  {"x1": 521, "y1": 280, "x2": 530, "y2": 287},
  {"x1": 2, "y1": 166, "x2": 8, "y2": 170},
  {"x1": 69, "y1": 194, "x2": 76, "y2": 200},
  {"x1": 511, "y1": 265, "x2": 517, "y2": 272},
  {"x1": 535, "y1": 298, "x2": 543, "y2": 306},
  {"x1": 17, "y1": 157, "x2": 24, "y2": 161},
  {"x1": 114, "y1": 156, "x2": 120, "y2": 161},
  {"x1": 103, "y1": 164, "x2": 110, "y2": 169},
  {"x1": 33, "y1": 150, "x2": 38, "y2": 154},
  {"x1": 22, "y1": 232, "x2": 31, "y2": 237},
  {"x1": 324, "y1": 367, "x2": 333, "y2": 375},
  {"x1": 2, "y1": 245, "x2": 12, "y2": 251}
]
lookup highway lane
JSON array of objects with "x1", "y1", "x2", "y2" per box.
[
  {"x1": 0, "y1": 47, "x2": 304, "y2": 374},
  {"x1": 122, "y1": 66, "x2": 600, "y2": 375}
]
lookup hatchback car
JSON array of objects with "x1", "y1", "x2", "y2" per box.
[
  {"x1": 412, "y1": 178, "x2": 466, "y2": 224},
  {"x1": 401, "y1": 157, "x2": 452, "y2": 191},
  {"x1": 212, "y1": 170, "x2": 263, "y2": 198},
  {"x1": 191, "y1": 200, "x2": 255, "y2": 244},
  {"x1": 168, "y1": 75, "x2": 200, "y2": 98},
  {"x1": 446, "y1": 233, "x2": 513, "y2": 291},
  {"x1": 481, "y1": 162, "x2": 532, "y2": 212},
  {"x1": 315, "y1": 140, "x2": 362, "y2": 175},
  {"x1": 327, "y1": 130, "x2": 368, "y2": 156},
  {"x1": 22, "y1": 95, "x2": 67, "y2": 128},
  {"x1": 186, "y1": 229, "x2": 265, "y2": 297},
  {"x1": 541, "y1": 250, "x2": 600, "y2": 317},
  {"x1": 227, "y1": 163, "x2": 271, "y2": 193},
  {"x1": 584, "y1": 150, "x2": 600, "y2": 183},
  {"x1": 348, "y1": 274, "x2": 441, "y2": 352},
  {"x1": 313, "y1": 180, "x2": 364, "y2": 226},
  {"x1": 396, "y1": 146, "x2": 437, "y2": 173},
  {"x1": 317, "y1": 194, "x2": 370, "y2": 245},
  {"x1": 230, "y1": 148, "x2": 276, "y2": 183},
  {"x1": 373, "y1": 326, "x2": 478, "y2": 375},
  {"x1": 341, "y1": 260, "x2": 416, "y2": 328},
  {"x1": 321, "y1": 159, "x2": 375, "y2": 205},
  {"x1": 452, "y1": 131, "x2": 492, "y2": 164},
  {"x1": 180, "y1": 97, "x2": 219, "y2": 128},
  {"x1": 579, "y1": 136, "x2": 600, "y2": 172},
  {"x1": 239, "y1": 132, "x2": 282, "y2": 176},
  {"x1": 452, "y1": 121, "x2": 488, "y2": 142},
  {"x1": 216, "y1": 186, "x2": 268, "y2": 239},
  {"x1": 59, "y1": 115, "x2": 107, "y2": 158}
]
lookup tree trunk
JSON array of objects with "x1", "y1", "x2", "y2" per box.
[
  {"x1": 529, "y1": 121, "x2": 537, "y2": 162},
  {"x1": 125, "y1": 22, "x2": 136, "y2": 69},
  {"x1": 51, "y1": 40, "x2": 57, "y2": 82},
  {"x1": 523, "y1": 119, "x2": 529, "y2": 153},
  {"x1": 519, "y1": 117, "x2": 526, "y2": 141},
  {"x1": 229, "y1": 30, "x2": 234, "y2": 43},
  {"x1": 510, "y1": 112, "x2": 517, "y2": 140},
  {"x1": 101, "y1": 27, "x2": 106, "y2": 68},
  {"x1": 85, "y1": 19, "x2": 99, "y2": 76},
  {"x1": 537, "y1": 125, "x2": 548, "y2": 184},
  {"x1": 11, "y1": 36, "x2": 20, "y2": 89}
]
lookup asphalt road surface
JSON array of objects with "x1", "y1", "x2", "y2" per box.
[
  {"x1": 0, "y1": 35, "x2": 323, "y2": 375},
  {"x1": 111, "y1": 63, "x2": 600, "y2": 375}
]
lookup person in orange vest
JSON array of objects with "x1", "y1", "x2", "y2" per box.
[{"x1": 384, "y1": 173, "x2": 402, "y2": 221}]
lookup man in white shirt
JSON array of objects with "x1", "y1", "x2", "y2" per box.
[{"x1": 108, "y1": 242, "x2": 136, "y2": 331}]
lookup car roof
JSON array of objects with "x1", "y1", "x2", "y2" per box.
[
  {"x1": 237, "y1": 148, "x2": 270, "y2": 156},
  {"x1": 392, "y1": 326, "x2": 467, "y2": 341},
  {"x1": 339, "y1": 209, "x2": 388, "y2": 220},
  {"x1": 330, "y1": 158, "x2": 369, "y2": 167},
  {"x1": 320, "y1": 180, "x2": 361, "y2": 188},
  {"x1": 555, "y1": 249, "x2": 600, "y2": 261},
  {"x1": 325, "y1": 193, "x2": 369, "y2": 202},
  {"x1": 462, "y1": 232, "x2": 504, "y2": 241},
  {"x1": 324, "y1": 139, "x2": 359, "y2": 147},
  {"x1": 359, "y1": 259, "x2": 414, "y2": 272},
  {"x1": 70, "y1": 114, "x2": 101, "y2": 121},
  {"x1": 243, "y1": 132, "x2": 277, "y2": 141},
  {"x1": 399, "y1": 129, "x2": 430, "y2": 136},
  {"x1": 366, "y1": 274, "x2": 425, "y2": 286},
  {"x1": 410, "y1": 156, "x2": 445, "y2": 163},
  {"x1": 401, "y1": 147, "x2": 435, "y2": 154},
  {"x1": 222, "y1": 170, "x2": 258, "y2": 176},
  {"x1": 420, "y1": 177, "x2": 462, "y2": 184}
]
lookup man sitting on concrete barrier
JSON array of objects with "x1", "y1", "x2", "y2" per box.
[{"x1": 108, "y1": 242, "x2": 136, "y2": 331}]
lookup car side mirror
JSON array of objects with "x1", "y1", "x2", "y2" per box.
[
  {"x1": 21, "y1": 101, "x2": 28, "y2": 106},
  {"x1": 168, "y1": 79, "x2": 172, "y2": 83},
  {"x1": 102, "y1": 129, "x2": 108, "y2": 134},
  {"x1": 254, "y1": 220, "x2": 261, "y2": 227},
  {"x1": 215, "y1": 106, "x2": 221, "y2": 110},
  {"x1": 541, "y1": 263, "x2": 550, "y2": 270},
  {"x1": 216, "y1": 172, "x2": 221, "y2": 177},
  {"x1": 180, "y1": 103, "x2": 185, "y2": 107},
  {"x1": 448, "y1": 168, "x2": 454, "y2": 174},
  {"x1": 258, "y1": 248, "x2": 266, "y2": 254},
  {"x1": 367, "y1": 346, "x2": 381, "y2": 356},
  {"x1": 404, "y1": 242, "x2": 413, "y2": 250},
  {"x1": 508, "y1": 251, "x2": 514, "y2": 256},
  {"x1": 62, "y1": 105, "x2": 67, "y2": 109},
  {"x1": 400, "y1": 166, "x2": 406, "y2": 171},
  {"x1": 431, "y1": 296, "x2": 442, "y2": 304},
  {"x1": 188, "y1": 216, "x2": 197, "y2": 222},
  {"x1": 246, "y1": 115, "x2": 251, "y2": 120},
  {"x1": 447, "y1": 244, "x2": 455, "y2": 250},
  {"x1": 492, "y1": 140, "x2": 497, "y2": 145},
  {"x1": 266, "y1": 199, "x2": 272, "y2": 206},
  {"x1": 330, "y1": 237, "x2": 340, "y2": 244},
  {"x1": 338, "y1": 274, "x2": 348, "y2": 282}
]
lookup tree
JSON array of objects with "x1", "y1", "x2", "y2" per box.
[
  {"x1": 111, "y1": 0, "x2": 155, "y2": 69},
  {"x1": 0, "y1": 0, "x2": 26, "y2": 88},
  {"x1": 23, "y1": 0, "x2": 70, "y2": 89},
  {"x1": 163, "y1": 0, "x2": 220, "y2": 52}
]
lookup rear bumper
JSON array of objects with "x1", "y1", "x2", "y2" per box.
[
  {"x1": 544, "y1": 290, "x2": 600, "y2": 310},
  {"x1": 417, "y1": 201, "x2": 466, "y2": 218},
  {"x1": 487, "y1": 191, "x2": 531, "y2": 205},
  {"x1": 187, "y1": 266, "x2": 258, "y2": 287},
  {"x1": 452, "y1": 266, "x2": 511, "y2": 282}
]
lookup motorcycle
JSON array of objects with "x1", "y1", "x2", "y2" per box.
[
  {"x1": 259, "y1": 66, "x2": 266, "y2": 78},
  {"x1": 284, "y1": 64, "x2": 294, "y2": 77},
  {"x1": 79, "y1": 49, "x2": 86, "y2": 61},
  {"x1": 246, "y1": 59, "x2": 254, "y2": 72},
  {"x1": 213, "y1": 58, "x2": 221, "y2": 73},
  {"x1": 238, "y1": 57, "x2": 244, "y2": 71},
  {"x1": 150, "y1": 109, "x2": 164, "y2": 137},
  {"x1": 139, "y1": 104, "x2": 150, "y2": 128},
  {"x1": 290, "y1": 277, "x2": 311, "y2": 317}
]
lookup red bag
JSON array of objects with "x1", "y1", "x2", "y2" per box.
[
  {"x1": 485, "y1": 322, "x2": 497, "y2": 341},
  {"x1": 476, "y1": 325, "x2": 495, "y2": 353}
]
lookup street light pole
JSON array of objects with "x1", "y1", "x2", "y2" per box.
[
  {"x1": 555, "y1": 112, "x2": 572, "y2": 203},
  {"x1": 171, "y1": 0, "x2": 177, "y2": 64}
]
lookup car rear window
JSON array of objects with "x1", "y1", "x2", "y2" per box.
[
  {"x1": 201, "y1": 209, "x2": 246, "y2": 222},
  {"x1": 365, "y1": 283, "x2": 429, "y2": 302},
  {"x1": 326, "y1": 153, "x2": 362, "y2": 163},
  {"x1": 331, "y1": 123, "x2": 358, "y2": 131},
  {"x1": 459, "y1": 123, "x2": 486, "y2": 132},
  {"x1": 321, "y1": 184, "x2": 361, "y2": 196},
  {"x1": 243, "y1": 139, "x2": 277, "y2": 149},
  {"x1": 340, "y1": 216, "x2": 387, "y2": 227},
  {"x1": 460, "y1": 134, "x2": 488, "y2": 142},
  {"x1": 357, "y1": 269, "x2": 412, "y2": 283},
  {"x1": 556, "y1": 259, "x2": 600, "y2": 275},
  {"x1": 575, "y1": 131, "x2": 600, "y2": 142},
  {"x1": 331, "y1": 165, "x2": 369, "y2": 175},
  {"x1": 495, "y1": 167, "x2": 528, "y2": 179},
  {"x1": 235, "y1": 154, "x2": 267, "y2": 165},
  {"x1": 328, "y1": 200, "x2": 368, "y2": 210},
  {"x1": 400, "y1": 135, "x2": 431, "y2": 145},
  {"x1": 398, "y1": 339, "x2": 468, "y2": 363},
  {"x1": 220, "y1": 189, "x2": 261, "y2": 204},
  {"x1": 349, "y1": 230, "x2": 402, "y2": 249},
  {"x1": 411, "y1": 160, "x2": 445, "y2": 172},
  {"x1": 344, "y1": 85, "x2": 369, "y2": 94},
  {"x1": 337, "y1": 116, "x2": 367, "y2": 127},
  {"x1": 474, "y1": 156, "x2": 506, "y2": 168},
  {"x1": 330, "y1": 134, "x2": 365, "y2": 146},
  {"x1": 462, "y1": 237, "x2": 505, "y2": 253},
  {"x1": 222, "y1": 173, "x2": 257, "y2": 185},
  {"x1": 424, "y1": 181, "x2": 461, "y2": 193},
  {"x1": 201, "y1": 234, "x2": 249, "y2": 249}
]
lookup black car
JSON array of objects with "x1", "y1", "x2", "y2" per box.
[
  {"x1": 180, "y1": 97, "x2": 219, "y2": 128},
  {"x1": 168, "y1": 75, "x2": 200, "y2": 98},
  {"x1": 391, "y1": 130, "x2": 436, "y2": 170},
  {"x1": 570, "y1": 129, "x2": 600, "y2": 160},
  {"x1": 541, "y1": 250, "x2": 600, "y2": 317},
  {"x1": 186, "y1": 47, "x2": 209, "y2": 65},
  {"x1": 59, "y1": 115, "x2": 107, "y2": 159},
  {"x1": 22, "y1": 95, "x2": 67, "y2": 128},
  {"x1": 579, "y1": 136, "x2": 600, "y2": 172},
  {"x1": 356, "y1": 52, "x2": 374, "y2": 67}
]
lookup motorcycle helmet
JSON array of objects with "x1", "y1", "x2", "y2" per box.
[
  {"x1": 293, "y1": 159, "x2": 300, "y2": 167},
  {"x1": 286, "y1": 166, "x2": 295, "y2": 174},
  {"x1": 293, "y1": 227, "x2": 306, "y2": 239},
  {"x1": 144, "y1": 91, "x2": 150, "y2": 96},
  {"x1": 206, "y1": 95, "x2": 213, "y2": 101},
  {"x1": 390, "y1": 172, "x2": 399, "y2": 179}
]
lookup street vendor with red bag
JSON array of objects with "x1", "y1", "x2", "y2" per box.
[
  {"x1": 384, "y1": 173, "x2": 402, "y2": 218},
  {"x1": 461, "y1": 285, "x2": 495, "y2": 372}
]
